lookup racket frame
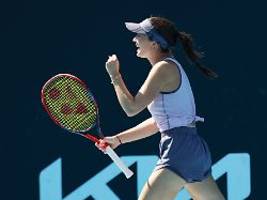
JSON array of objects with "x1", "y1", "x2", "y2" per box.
[
  {"x1": 41, "y1": 73, "x2": 98, "y2": 133},
  {"x1": 41, "y1": 73, "x2": 134, "y2": 179}
]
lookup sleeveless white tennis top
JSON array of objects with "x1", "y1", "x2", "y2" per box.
[{"x1": 147, "y1": 57, "x2": 204, "y2": 132}]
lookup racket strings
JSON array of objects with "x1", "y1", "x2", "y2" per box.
[{"x1": 43, "y1": 75, "x2": 97, "y2": 132}]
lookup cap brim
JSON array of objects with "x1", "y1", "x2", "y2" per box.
[{"x1": 125, "y1": 22, "x2": 146, "y2": 34}]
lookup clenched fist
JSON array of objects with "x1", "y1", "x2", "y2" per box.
[{"x1": 105, "y1": 54, "x2": 120, "y2": 77}]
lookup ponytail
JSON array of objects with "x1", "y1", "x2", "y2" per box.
[{"x1": 177, "y1": 31, "x2": 218, "y2": 79}]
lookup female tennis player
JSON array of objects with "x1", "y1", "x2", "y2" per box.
[{"x1": 96, "y1": 16, "x2": 225, "y2": 200}]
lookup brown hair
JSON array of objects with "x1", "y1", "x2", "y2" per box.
[{"x1": 150, "y1": 16, "x2": 218, "y2": 79}]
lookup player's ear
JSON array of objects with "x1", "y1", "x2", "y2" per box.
[{"x1": 152, "y1": 42, "x2": 160, "y2": 49}]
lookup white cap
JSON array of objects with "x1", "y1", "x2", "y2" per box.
[
  {"x1": 125, "y1": 18, "x2": 154, "y2": 34},
  {"x1": 124, "y1": 18, "x2": 170, "y2": 49}
]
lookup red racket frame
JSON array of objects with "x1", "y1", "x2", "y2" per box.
[{"x1": 41, "y1": 73, "x2": 105, "y2": 145}]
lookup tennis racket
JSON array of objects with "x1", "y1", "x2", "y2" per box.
[{"x1": 41, "y1": 73, "x2": 134, "y2": 179}]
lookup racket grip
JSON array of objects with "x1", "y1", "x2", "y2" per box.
[{"x1": 105, "y1": 146, "x2": 134, "y2": 179}]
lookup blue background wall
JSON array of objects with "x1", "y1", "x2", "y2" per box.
[{"x1": 1, "y1": 0, "x2": 266, "y2": 199}]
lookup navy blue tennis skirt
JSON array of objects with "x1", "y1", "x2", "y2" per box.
[{"x1": 154, "y1": 126, "x2": 212, "y2": 183}]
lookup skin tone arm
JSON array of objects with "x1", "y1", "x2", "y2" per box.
[
  {"x1": 105, "y1": 54, "x2": 175, "y2": 117},
  {"x1": 116, "y1": 117, "x2": 159, "y2": 143},
  {"x1": 96, "y1": 117, "x2": 159, "y2": 151}
]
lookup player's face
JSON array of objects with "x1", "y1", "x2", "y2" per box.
[{"x1": 132, "y1": 33, "x2": 155, "y2": 58}]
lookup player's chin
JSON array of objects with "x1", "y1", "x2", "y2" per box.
[{"x1": 136, "y1": 49, "x2": 145, "y2": 58}]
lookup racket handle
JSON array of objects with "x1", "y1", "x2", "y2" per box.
[{"x1": 105, "y1": 146, "x2": 134, "y2": 179}]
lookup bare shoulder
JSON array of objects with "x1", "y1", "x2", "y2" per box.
[
  {"x1": 152, "y1": 60, "x2": 179, "y2": 78},
  {"x1": 151, "y1": 60, "x2": 180, "y2": 92},
  {"x1": 139, "y1": 59, "x2": 180, "y2": 95}
]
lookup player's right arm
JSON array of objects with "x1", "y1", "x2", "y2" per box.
[{"x1": 96, "y1": 117, "x2": 158, "y2": 150}]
